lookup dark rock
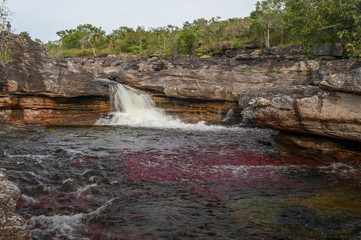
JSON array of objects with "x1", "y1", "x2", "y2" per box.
[
  {"x1": 152, "y1": 61, "x2": 166, "y2": 71},
  {"x1": 275, "y1": 133, "x2": 361, "y2": 165},
  {"x1": 263, "y1": 45, "x2": 308, "y2": 56},
  {"x1": 312, "y1": 44, "x2": 344, "y2": 57},
  {"x1": 244, "y1": 42, "x2": 260, "y2": 49}
]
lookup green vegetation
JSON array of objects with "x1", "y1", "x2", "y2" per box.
[
  {"x1": 3, "y1": 0, "x2": 361, "y2": 59},
  {"x1": 45, "y1": 17, "x2": 251, "y2": 58},
  {"x1": 1, "y1": 0, "x2": 11, "y2": 63},
  {"x1": 249, "y1": 0, "x2": 361, "y2": 57}
]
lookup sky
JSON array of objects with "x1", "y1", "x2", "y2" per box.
[{"x1": 7, "y1": 0, "x2": 259, "y2": 42}]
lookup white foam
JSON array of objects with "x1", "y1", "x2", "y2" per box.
[
  {"x1": 21, "y1": 194, "x2": 40, "y2": 205},
  {"x1": 319, "y1": 163, "x2": 360, "y2": 177},
  {"x1": 75, "y1": 183, "x2": 98, "y2": 196},
  {"x1": 3, "y1": 151, "x2": 51, "y2": 163},
  {"x1": 28, "y1": 214, "x2": 88, "y2": 240},
  {"x1": 95, "y1": 83, "x2": 236, "y2": 131}
]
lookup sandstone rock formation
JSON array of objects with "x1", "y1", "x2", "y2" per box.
[
  {"x1": 66, "y1": 53, "x2": 319, "y2": 123},
  {"x1": 0, "y1": 171, "x2": 32, "y2": 240},
  {"x1": 1, "y1": 35, "x2": 321, "y2": 125},
  {"x1": 0, "y1": 34, "x2": 110, "y2": 125},
  {"x1": 241, "y1": 60, "x2": 361, "y2": 142},
  {"x1": 1, "y1": 35, "x2": 360, "y2": 145}
]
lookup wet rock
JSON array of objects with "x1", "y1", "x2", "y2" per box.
[
  {"x1": 275, "y1": 133, "x2": 361, "y2": 165},
  {"x1": 287, "y1": 188, "x2": 361, "y2": 217},
  {"x1": 0, "y1": 171, "x2": 32, "y2": 240}
]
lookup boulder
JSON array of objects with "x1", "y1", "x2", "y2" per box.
[
  {"x1": 312, "y1": 44, "x2": 344, "y2": 57},
  {"x1": 0, "y1": 171, "x2": 32, "y2": 240}
]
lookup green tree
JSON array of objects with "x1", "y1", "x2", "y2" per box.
[
  {"x1": 56, "y1": 24, "x2": 106, "y2": 56},
  {"x1": 0, "y1": 0, "x2": 10, "y2": 31},
  {"x1": 283, "y1": 0, "x2": 361, "y2": 57},
  {"x1": 250, "y1": 0, "x2": 284, "y2": 48}
]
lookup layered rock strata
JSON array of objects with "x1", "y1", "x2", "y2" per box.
[
  {"x1": 0, "y1": 34, "x2": 110, "y2": 125},
  {"x1": 63, "y1": 53, "x2": 319, "y2": 124},
  {"x1": 1, "y1": 35, "x2": 360, "y2": 145},
  {"x1": 0, "y1": 35, "x2": 321, "y2": 125},
  {"x1": 241, "y1": 60, "x2": 361, "y2": 142}
]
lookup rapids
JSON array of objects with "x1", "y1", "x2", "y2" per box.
[{"x1": 0, "y1": 83, "x2": 360, "y2": 239}]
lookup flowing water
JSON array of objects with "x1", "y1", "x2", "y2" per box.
[{"x1": 1, "y1": 83, "x2": 361, "y2": 240}]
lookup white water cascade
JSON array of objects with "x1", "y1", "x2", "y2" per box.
[{"x1": 96, "y1": 82, "x2": 226, "y2": 130}]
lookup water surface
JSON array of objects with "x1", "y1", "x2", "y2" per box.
[{"x1": 1, "y1": 125, "x2": 360, "y2": 240}]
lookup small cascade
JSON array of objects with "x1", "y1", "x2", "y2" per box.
[
  {"x1": 222, "y1": 108, "x2": 234, "y2": 122},
  {"x1": 109, "y1": 84, "x2": 154, "y2": 114},
  {"x1": 95, "y1": 82, "x2": 227, "y2": 130}
]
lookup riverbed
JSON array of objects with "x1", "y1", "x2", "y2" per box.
[{"x1": 1, "y1": 124, "x2": 360, "y2": 240}]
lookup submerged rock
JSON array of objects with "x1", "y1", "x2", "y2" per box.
[{"x1": 275, "y1": 133, "x2": 361, "y2": 165}]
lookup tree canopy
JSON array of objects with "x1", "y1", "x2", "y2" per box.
[
  {"x1": 4, "y1": 0, "x2": 361, "y2": 59},
  {"x1": 249, "y1": 0, "x2": 361, "y2": 57},
  {"x1": 46, "y1": 18, "x2": 251, "y2": 58}
]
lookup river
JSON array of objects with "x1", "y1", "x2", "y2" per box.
[{"x1": 0, "y1": 83, "x2": 360, "y2": 239}]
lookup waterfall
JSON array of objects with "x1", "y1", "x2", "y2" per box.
[
  {"x1": 222, "y1": 108, "x2": 234, "y2": 122},
  {"x1": 95, "y1": 81, "x2": 229, "y2": 130},
  {"x1": 109, "y1": 84, "x2": 154, "y2": 114}
]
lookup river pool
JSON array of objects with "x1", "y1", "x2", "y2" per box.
[{"x1": 1, "y1": 124, "x2": 360, "y2": 240}]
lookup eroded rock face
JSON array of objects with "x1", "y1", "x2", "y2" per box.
[
  {"x1": 0, "y1": 34, "x2": 110, "y2": 125},
  {"x1": 241, "y1": 60, "x2": 361, "y2": 142},
  {"x1": 65, "y1": 53, "x2": 316, "y2": 124},
  {"x1": 0, "y1": 171, "x2": 32, "y2": 240},
  {"x1": 1, "y1": 36, "x2": 319, "y2": 125}
]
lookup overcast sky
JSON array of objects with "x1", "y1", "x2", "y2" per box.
[{"x1": 7, "y1": 0, "x2": 259, "y2": 42}]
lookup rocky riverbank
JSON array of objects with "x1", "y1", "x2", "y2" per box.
[
  {"x1": 0, "y1": 35, "x2": 360, "y2": 154},
  {"x1": 0, "y1": 34, "x2": 360, "y2": 238}
]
